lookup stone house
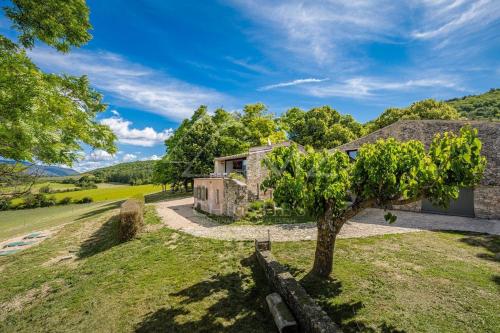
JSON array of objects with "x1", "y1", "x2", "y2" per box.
[
  {"x1": 334, "y1": 120, "x2": 499, "y2": 219},
  {"x1": 194, "y1": 120, "x2": 499, "y2": 219},
  {"x1": 193, "y1": 141, "x2": 303, "y2": 218}
]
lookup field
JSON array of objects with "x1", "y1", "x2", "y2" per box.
[
  {"x1": 0, "y1": 202, "x2": 120, "y2": 241},
  {"x1": 10, "y1": 184, "x2": 161, "y2": 206},
  {"x1": 0, "y1": 204, "x2": 498, "y2": 332}
]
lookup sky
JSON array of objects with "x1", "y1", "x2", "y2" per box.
[{"x1": 2, "y1": 0, "x2": 500, "y2": 171}]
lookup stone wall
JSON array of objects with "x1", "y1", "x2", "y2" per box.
[
  {"x1": 223, "y1": 178, "x2": 248, "y2": 218},
  {"x1": 335, "y1": 120, "x2": 499, "y2": 187},
  {"x1": 474, "y1": 185, "x2": 500, "y2": 219},
  {"x1": 255, "y1": 248, "x2": 339, "y2": 333},
  {"x1": 246, "y1": 150, "x2": 272, "y2": 200}
]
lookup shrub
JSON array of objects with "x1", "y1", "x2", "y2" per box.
[
  {"x1": 248, "y1": 200, "x2": 264, "y2": 212},
  {"x1": 58, "y1": 197, "x2": 72, "y2": 205},
  {"x1": 77, "y1": 196, "x2": 93, "y2": 204},
  {"x1": 39, "y1": 185, "x2": 51, "y2": 193},
  {"x1": 0, "y1": 197, "x2": 11, "y2": 211},
  {"x1": 119, "y1": 198, "x2": 144, "y2": 241},
  {"x1": 228, "y1": 172, "x2": 246, "y2": 182},
  {"x1": 22, "y1": 193, "x2": 48, "y2": 208},
  {"x1": 41, "y1": 196, "x2": 57, "y2": 207}
]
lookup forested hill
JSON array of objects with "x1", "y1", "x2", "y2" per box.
[
  {"x1": 88, "y1": 160, "x2": 155, "y2": 185},
  {"x1": 447, "y1": 88, "x2": 500, "y2": 120}
]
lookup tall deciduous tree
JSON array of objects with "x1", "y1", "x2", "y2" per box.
[
  {"x1": 365, "y1": 99, "x2": 462, "y2": 133},
  {"x1": 0, "y1": 0, "x2": 116, "y2": 196},
  {"x1": 281, "y1": 106, "x2": 363, "y2": 150},
  {"x1": 263, "y1": 127, "x2": 485, "y2": 277}
]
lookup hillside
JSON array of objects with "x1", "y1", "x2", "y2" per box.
[
  {"x1": 447, "y1": 88, "x2": 500, "y2": 120},
  {"x1": 0, "y1": 159, "x2": 78, "y2": 177},
  {"x1": 88, "y1": 160, "x2": 156, "y2": 185}
]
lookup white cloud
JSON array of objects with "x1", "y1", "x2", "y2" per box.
[
  {"x1": 412, "y1": 0, "x2": 500, "y2": 40},
  {"x1": 122, "y1": 153, "x2": 138, "y2": 162},
  {"x1": 225, "y1": 56, "x2": 271, "y2": 74},
  {"x1": 149, "y1": 155, "x2": 161, "y2": 161},
  {"x1": 258, "y1": 78, "x2": 329, "y2": 91},
  {"x1": 28, "y1": 48, "x2": 228, "y2": 120},
  {"x1": 100, "y1": 114, "x2": 173, "y2": 147},
  {"x1": 86, "y1": 149, "x2": 115, "y2": 161},
  {"x1": 306, "y1": 75, "x2": 464, "y2": 99}
]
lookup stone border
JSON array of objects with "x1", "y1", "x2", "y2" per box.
[{"x1": 255, "y1": 241, "x2": 339, "y2": 333}]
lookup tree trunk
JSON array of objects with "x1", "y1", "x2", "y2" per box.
[{"x1": 312, "y1": 215, "x2": 337, "y2": 278}]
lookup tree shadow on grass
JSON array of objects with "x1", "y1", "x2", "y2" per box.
[
  {"x1": 75, "y1": 201, "x2": 123, "y2": 221},
  {"x1": 457, "y1": 232, "x2": 500, "y2": 262},
  {"x1": 78, "y1": 214, "x2": 121, "y2": 258},
  {"x1": 134, "y1": 254, "x2": 275, "y2": 333},
  {"x1": 295, "y1": 269, "x2": 406, "y2": 333}
]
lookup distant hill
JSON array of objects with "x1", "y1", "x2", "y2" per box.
[
  {"x1": 447, "y1": 88, "x2": 500, "y2": 120},
  {"x1": 0, "y1": 159, "x2": 78, "y2": 177},
  {"x1": 88, "y1": 160, "x2": 156, "y2": 185}
]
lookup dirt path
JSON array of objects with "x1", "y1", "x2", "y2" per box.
[{"x1": 154, "y1": 197, "x2": 500, "y2": 242}]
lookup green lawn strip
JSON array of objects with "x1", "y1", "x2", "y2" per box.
[
  {"x1": 273, "y1": 232, "x2": 500, "y2": 333},
  {"x1": 0, "y1": 202, "x2": 121, "y2": 241},
  {"x1": 0, "y1": 207, "x2": 274, "y2": 333}
]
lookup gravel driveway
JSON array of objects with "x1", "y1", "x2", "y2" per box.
[{"x1": 155, "y1": 197, "x2": 500, "y2": 242}]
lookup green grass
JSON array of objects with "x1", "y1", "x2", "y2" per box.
[
  {"x1": 1, "y1": 203, "x2": 498, "y2": 332},
  {"x1": 0, "y1": 202, "x2": 121, "y2": 241},
  {"x1": 0, "y1": 207, "x2": 274, "y2": 332},
  {"x1": 273, "y1": 232, "x2": 500, "y2": 333}
]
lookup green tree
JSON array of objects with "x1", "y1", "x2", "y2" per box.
[
  {"x1": 262, "y1": 127, "x2": 485, "y2": 277},
  {"x1": 154, "y1": 104, "x2": 285, "y2": 191},
  {"x1": 366, "y1": 99, "x2": 462, "y2": 133},
  {"x1": 447, "y1": 88, "x2": 500, "y2": 120},
  {"x1": 281, "y1": 106, "x2": 363, "y2": 149},
  {"x1": 0, "y1": 1, "x2": 116, "y2": 196}
]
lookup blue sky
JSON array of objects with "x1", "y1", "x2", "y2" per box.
[{"x1": 2, "y1": 0, "x2": 500, "y2": 171}]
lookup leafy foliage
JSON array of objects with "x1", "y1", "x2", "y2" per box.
[
  {"x1": 88, "y1": 160, "x2": 155, "y2": 185},
  {"x1": 155, "y1": 104, "x2": 284, "y2": 189},
  {"x1": 281, "y1": 106, "x2": 363, "y2": 149},
  {"x1": 0, "y1": 0, "x2": 115, "y2": 196},
  {"x1": 3, "y1": 0, "x2": 92, "y2": 52},
  {"x1": 262, "y1": 127, "x2": 485, "y2": 277},
  {"x1": 447, "y1": 88, "x2": 500, "y2": 120},
  {"x1": 365, "y1": 99, "x2": 462, "y2": 133}
]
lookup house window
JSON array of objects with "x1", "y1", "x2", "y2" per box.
[
  {"x1": 216, "y1": 189, "x2": 220, "y2": 204},
  {"x1": 205, "y1": 188, "x2": 209, "y2": 200},
  {"x1": 347, "y1": 150, "x2": 358, "y2": 160}
]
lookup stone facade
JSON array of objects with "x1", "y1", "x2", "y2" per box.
[
  {"x1": 336, "y1": 120, "x2": 500, "y2": 219},
  {"x1": 474, "y1": 185, "x2": 500, "y2": 219},
  {"x1": 223, "y1": 178, "x2": 248, "y2": 218}
]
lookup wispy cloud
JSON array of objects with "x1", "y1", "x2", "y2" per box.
[
  {"x1": 412, "y1": 0, "x2": 500, "y2": 40},
  {"x1": 258, "y1": 78, "x2": 329, "y2": 91},
  {"x1": 306, "y1": 75, "x2": 465, "y2": 99},
  {"x1": 225, "y1": 56, "x2": 271, "y2": 74},
  {"x1": 100, "y1": 111, "x2": 173, "y2": 147},
  {"x1": 29, "y1": 48, "x2": 228, "y2": 120}
]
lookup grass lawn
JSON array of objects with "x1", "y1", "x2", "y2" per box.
[
  {"x1": 0, "y1": 203, "x2": 498, "y2": 332},
  {"x1": 273, "y1": 232, "x2": 500, "y2": 333},
  {"x1": 0, "y1": 207, "x2": 274, "y2": 332},
  {"x1": 0, "y1": 202, "x2": 121, "y2": 241}
]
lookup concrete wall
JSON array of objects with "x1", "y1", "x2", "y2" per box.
[{"x1": 193, "y1": 178, "x2": 224, "y2": 215}]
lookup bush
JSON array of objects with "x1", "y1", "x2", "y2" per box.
[
  {"x1": 58, "y1": 197, "x2": 72, "y2": 205},
  {"x1": 248, "y1": 200, "x2": 264, "y2": 212},
  {"x1": 39, "y1": 185, "x2": 51, "y2": 193},
  {"x1": 22, "y1": 193, "x2": 49, "y2": 208},
  {"x1": 119, "y1": 198, "x2": 144, "y2": 241},
  {"x1": 0, "y1": 197, "x2": 11, "y2": 211},
  {"x1": 77, "y1": 196, "x2": 93, "y2": 204}
]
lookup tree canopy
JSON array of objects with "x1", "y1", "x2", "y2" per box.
[
  {"x1": 262, "y1": 127, "x2": 485, "y2": 277},
  {"x1": 281, "y1": 106, "x2": 363, "y2": 150},
  {"x1": 154, "y1": 104, "x2": 284, "y2": 190},
  {"x1": 365, "y1": 99, "x2": 462, "y2": 133},
  {"x1": 0, "y1": 0, "x2": 115, "y2": 196}
]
